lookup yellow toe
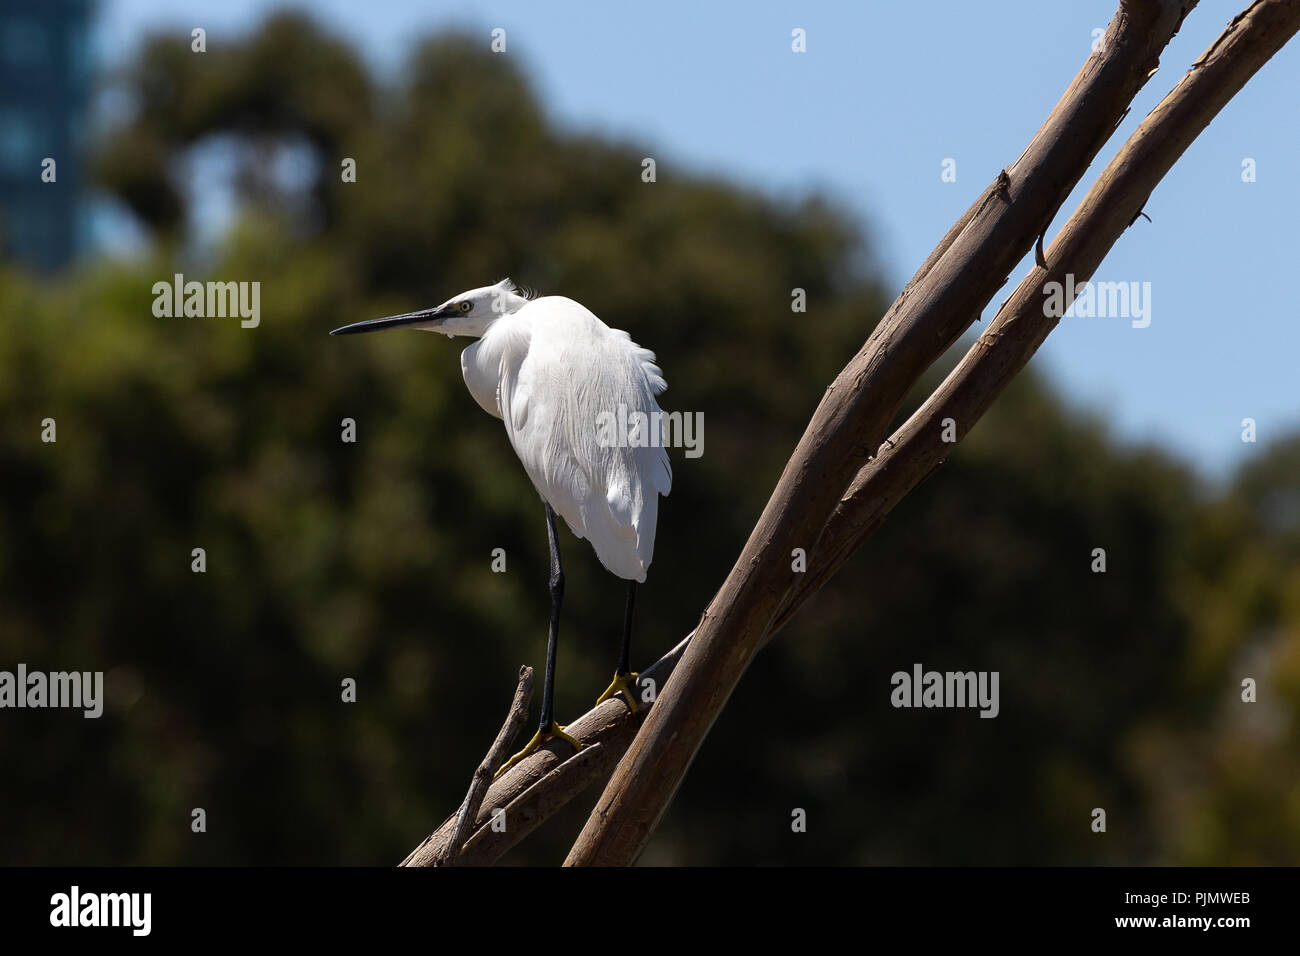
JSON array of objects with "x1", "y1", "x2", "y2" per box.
[
  {"x1": 494, "y1": 721, "x2": 583, "y2": 779},
  {"x1": 595, "y1": 671, "x2": 641, "y2": 712}
]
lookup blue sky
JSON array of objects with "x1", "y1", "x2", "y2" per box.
[{"x1": 93, "y1": 0, "x2": 1300, "y2": 481}]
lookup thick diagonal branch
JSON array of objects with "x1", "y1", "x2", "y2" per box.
[
  {"x1": 402, "y1": 0, "x2": 1297, "y2": 867},
  {"x1": 566, "y1": 0, "x2": 1201, "y2": 867},
  {"x1": 773, "y1": 0, "x2": 1300, "y2": 639}
]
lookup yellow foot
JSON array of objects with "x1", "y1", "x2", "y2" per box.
[
  {"x1": 494, "y1": 721, "x2": 583, "y2": 779},
  {"x1": 595, "y1": 671, "x2": 641, "y2": 712}
]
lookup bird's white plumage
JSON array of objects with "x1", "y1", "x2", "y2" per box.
[{"x1": 460, "y1": 295, "x2": 671, "y2": 582}]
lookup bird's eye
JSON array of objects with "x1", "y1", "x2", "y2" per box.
[{"x1": 458, "y1": 301, "x2": 472, "y2": 313}]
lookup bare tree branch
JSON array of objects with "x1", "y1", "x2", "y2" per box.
[
  {"x1": 566, "y1": 0, "x2": 1204, "y2": 868},
  {"x1": 425, "y1": 665, "x2": 533, "y2": 866},
  {"x1": 399, "y1": 636, "x2": 690, "y2": 866},
  {"x1": 400, "y1": 0, "x2": 1299, "y2": 867},
  {"x1": 773, "y1": 0, "x2": 1300, "y2": 639}
]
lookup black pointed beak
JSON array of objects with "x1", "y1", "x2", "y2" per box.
[{"x1": 330, "y1": 304, "x2": 454, "y2": 336}]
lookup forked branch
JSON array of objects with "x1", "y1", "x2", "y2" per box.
[
  {"x1": 401, "y1": 0, "x2": 1300, "y2": 867},
  {"x1": 566, "y1": 0, "x2": 1204, "y2": 867}
]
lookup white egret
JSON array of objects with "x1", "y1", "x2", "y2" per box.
[{"x1": 331, "y1": 279, "x2": 672, "y2": 774}]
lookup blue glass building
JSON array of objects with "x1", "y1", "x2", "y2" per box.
[{"x1": 0, "y1": 0, "x2": 93, "y2": 272}]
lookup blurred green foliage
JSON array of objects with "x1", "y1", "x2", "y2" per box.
[{"x1": 1, "y1": 12, "x2": 1296, "y2": 864}]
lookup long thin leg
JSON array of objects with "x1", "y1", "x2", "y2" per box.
[
  {"x1": 495, "y1": 502, "x2": 582, "y2": 778},
  {"x1": 596, "y1": 580, "x2": 641, "y2": 711},
  {"x1": 616, "y1": 580, "x2": 636, "y2": 676},
  {"x1": 538, "y1": 503, "x2": 564, "y2": 731}
]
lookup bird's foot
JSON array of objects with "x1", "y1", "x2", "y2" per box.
[
  {"x1": 595, "y1": 671, "x2": 641, "y2": 712},
  {"x1": 494, "y1": 721, "x2": 583, "y2": 779}
]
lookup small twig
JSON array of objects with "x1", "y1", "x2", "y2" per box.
[
  {"x1": 435, "y1": 665, "x2": 533, "y2": 866},
  {"x1": 995, "y1": 168, "x2": 1012, "y2": 200}
]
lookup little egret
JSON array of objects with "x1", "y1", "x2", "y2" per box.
[{"x1": 331, "y1": 279, "x2": 672, "y2": 774}]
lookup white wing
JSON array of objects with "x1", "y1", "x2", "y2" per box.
[{"x1": 490, "y1": 296, "x2": 671, "y2": 582}]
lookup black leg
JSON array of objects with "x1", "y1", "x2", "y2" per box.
[
  {"x1": 493, "y1": 502, "x2": 581, "y2": 778},
  {"x1": 538, "y1": 503, "x2": 564, "y2": 731},
  {"x1": 616, "y1": 580, "x2": 637, "y2": 676},
  {"x1": 595, "y1": 580, "x2": 641, "y2": 711}
]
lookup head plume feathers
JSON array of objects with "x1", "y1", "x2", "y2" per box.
[{"x1": 497, "y1": 277, "x2": 539, "y2": 300}]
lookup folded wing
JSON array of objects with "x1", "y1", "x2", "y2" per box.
[{"x1": 500, "y1": 297, "x2": 672, "y2": 582}]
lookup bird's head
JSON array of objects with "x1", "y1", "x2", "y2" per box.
[{"x1": 330, "y1": 278, "x2": 534, "y2": 338}]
